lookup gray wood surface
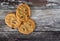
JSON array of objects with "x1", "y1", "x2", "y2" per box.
[
  {"x1": 0, "y1": 9, "x2": 60, "y2": 31},
  {"x1": 0, "y1": 0, "x2": 60, "y2": 41}
]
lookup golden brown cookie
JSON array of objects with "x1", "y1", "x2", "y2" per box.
[
  {"x1": 18, "y1": 19, "x2": 35, "y2": 34},
  {"x1": 5, "y1": 13, "x2": 21, "y2": 29},
  {"x1": 16, "y1": 3, "x2": 30, "y2": 17},
  {"x1": 16, "y1": 3, "x2": 30, "y2": 21}
]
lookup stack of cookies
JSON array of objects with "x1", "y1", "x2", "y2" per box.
[{"x1": 5, "y1": 3, "x2": 35, "y2": 34}]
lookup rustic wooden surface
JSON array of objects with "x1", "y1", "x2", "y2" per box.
[
  {"x1": 0, "y1": 0, "x2": 60, "y2": 41},
  {"x1": 0, "y1": 8, "x2": 60, "y2": 41},
  {"x1": 0, "y1": 8, "x2": 60, "y2": 32}
]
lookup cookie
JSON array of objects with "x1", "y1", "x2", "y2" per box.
[
  {"x1": 16, "y1": 3, "x2": 30, "y2": 17},
  {"x1": 16, "y1": 3, "x2": 30, "y2": 21},
  {"x1": 18, "y1": 19, "x2": 35, "y2": 34},
  {"x1": 5, "y1": 13, "x2": 21, "y2": 29}
]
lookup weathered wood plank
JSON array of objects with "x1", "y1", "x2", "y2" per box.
[{"x1": 0, "y1": 9, "x2": 60, "y2": 31}]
